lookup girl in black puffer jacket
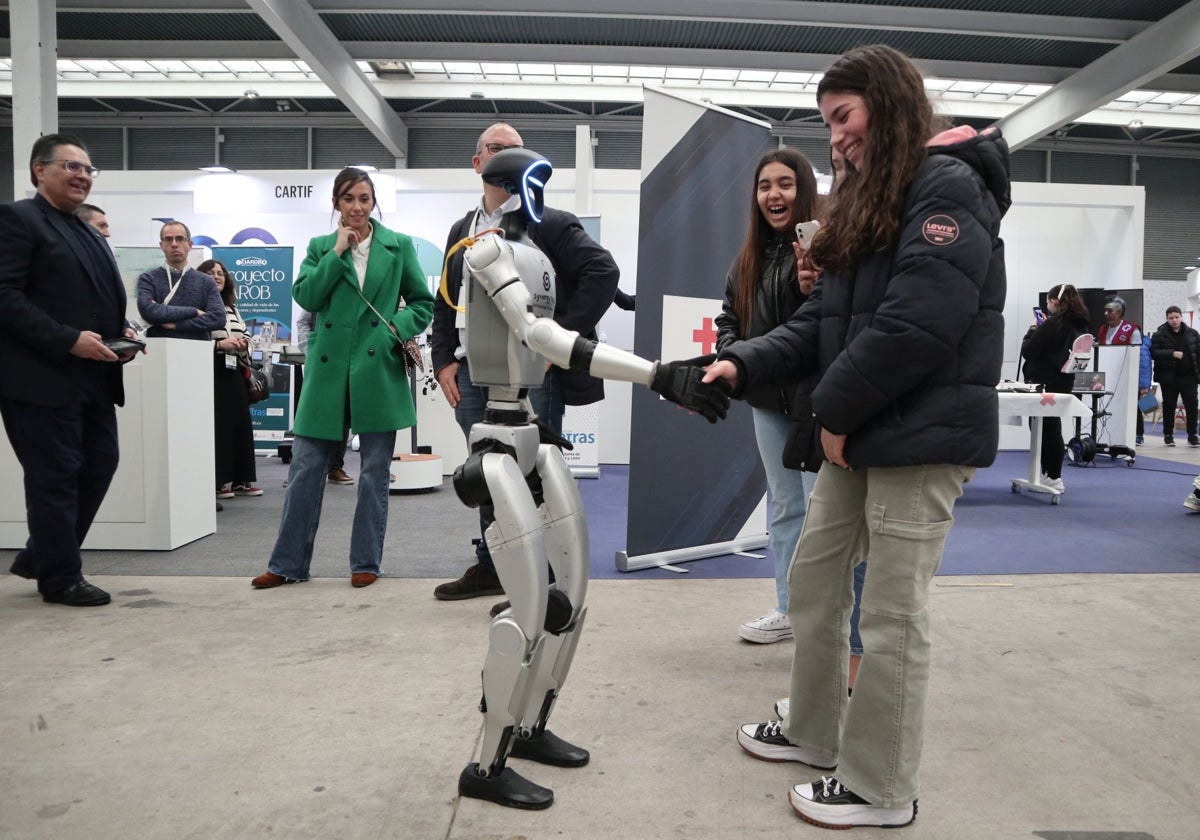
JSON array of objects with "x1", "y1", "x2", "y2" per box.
[
  {"x1": 715, "y1": 147, "x2": 820, "y2": 644},
  {"x1": 1021, "y1": 283, "x2": 1091, "y2": 487}
]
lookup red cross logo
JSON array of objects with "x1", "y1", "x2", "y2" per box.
[
  {"x1": 1040, "y1": 393, "x2": 1057, "y2": 406},
  {"x1": 693, "y1": 317, "x2": 718, "y2": 355}
]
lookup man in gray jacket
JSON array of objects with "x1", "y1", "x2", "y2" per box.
[{"x1": 136, "y1": 221, "x2": 224, "y2": 340}]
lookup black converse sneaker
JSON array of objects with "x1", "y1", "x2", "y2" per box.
[
  {"x1": 735, "y1": 721, "x2": 837, "y2": 768},
  {"x1": 789, "y1": 776, "x2": 917, "y2": 829}
]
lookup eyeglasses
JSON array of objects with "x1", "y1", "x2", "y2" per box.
[
  {"x1": 42, "y1": 159, "x2": 100, "y2": 178},
  {"x1": 480, "y1": 142, "x2": 523, "y2": 155}
]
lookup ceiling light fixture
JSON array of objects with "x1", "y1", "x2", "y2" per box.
[
  {"x1": 243, "y1": 89, "x2": 259, "y2": 99},
  {"x1": 1128, "y1": 119, "x2": 1144, "y2": 128},
  {"x1": 347, "y1": 164, "x2": 378, "y2": 172},
  {"x1": 198, "y1": 165, "x2": 237, "y2": 174}
]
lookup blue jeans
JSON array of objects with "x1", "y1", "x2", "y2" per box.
[
  {"x1": 784, "y1": 462, "x2": 972, "y2": 807},
  {"x1": 267, "y1": 431, "x2": 396, "y2": 579},
  {"x1": 752, "y1": 408, "x2": 816, "y2": 613},
  {"x1": 755, "y1": 408, "x2": 866, "y2": 656},
  {"x1": 454, "y1": 361, "x2": 561, "y2": 570}
]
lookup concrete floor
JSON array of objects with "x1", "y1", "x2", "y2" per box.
[{"x1": 2, "y1": 572, "x2": 1197, "y2": 840}]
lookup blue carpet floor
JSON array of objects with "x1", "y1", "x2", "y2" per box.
[{"x1": 583, "y1": 450, "x2": 1200, "y2": 580}]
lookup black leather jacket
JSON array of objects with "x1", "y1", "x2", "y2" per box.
[{"x1": 714, "y1": 234, "x2": 805, "y2": 412}]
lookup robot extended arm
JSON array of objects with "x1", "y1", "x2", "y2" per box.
[{"x1": 463, "y1": 233, "x2": 730, "y2": 422}]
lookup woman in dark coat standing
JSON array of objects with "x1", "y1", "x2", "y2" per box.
[
  {"x1": 1021, "y1": 283, "x2": 1091, "y2": 492},
  {"x1": 202, "y1": 258, "x2": 260, "y2": 499},
  {"x1": 705, "y1": 45, "x2": 1010, "y2": 828}
]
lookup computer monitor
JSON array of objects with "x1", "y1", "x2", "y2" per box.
[{"x1": 1071, "y1": 371, "x2": 1106, "y2": 393}]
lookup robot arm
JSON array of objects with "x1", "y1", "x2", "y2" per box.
[{"x1": 463, "y1": 234, "x2": 730, "y2": 421}]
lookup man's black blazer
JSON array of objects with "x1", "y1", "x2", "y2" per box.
[
  {"x1": 0, "y1": 194, "x2": 127, "y2": 407},
  {"x1": 431, "y1": 205, "x2": 619, "y2": 406}
]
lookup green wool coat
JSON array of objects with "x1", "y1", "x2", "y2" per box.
[{"x1": 292, "y1": 220, "x2": 434, "y2": 440}]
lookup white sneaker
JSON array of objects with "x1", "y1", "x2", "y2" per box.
[
  {"x1": 1043, "y1": 475, "x2": 1065, "y2": 493},
  {"x1": 1183, "y1": 493, "x2": 1200, "y2": 512},
  {"x1": 1192, "y1": 475, "x2": 1200, "y2": 492},
  {"x1": 774, "y1": 697, "x2": 790, "y2": 719},
  {"x1": 738, "y1": 609, "x2": 793, "y2": 644},
  {"x1": 789, "y1": 776, "x2": 916, "y2": 829},
  {"x1": 736, "y1": 721, "x2": 837, "y2": 768}
]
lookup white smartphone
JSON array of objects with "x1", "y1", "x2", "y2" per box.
[{"x1": 795, "y1": 219, "x2": 821, "y2": 251}]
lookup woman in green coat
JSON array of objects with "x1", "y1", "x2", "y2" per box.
[{"x1": 252, "y1": 168, "x2": 434, "y2": 590}]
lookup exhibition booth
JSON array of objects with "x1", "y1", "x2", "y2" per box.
[{"x1": 0, "y1": 116, "x2": 1149, "y2": 555}]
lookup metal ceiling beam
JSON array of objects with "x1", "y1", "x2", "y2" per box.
[
  {"x1": 995, "y1": 0, "x2": 1200, "y2": 151},
  {"x1": 373, "y1": 1, "x2": 1145, "y2": 43},
  {"x1": 27, "y1": 39, "x2": 1200, "y2": 94},
  {"x1": 57, "y1": 0, "x2": 1148, "y2": 42},
  {"x1": 243, "y1": 0, "x2": 408, "y2": 160}
]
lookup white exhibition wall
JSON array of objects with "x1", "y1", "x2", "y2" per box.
[{"x1": 88, "y1": 168, "x2": 1142, "y2": 462}]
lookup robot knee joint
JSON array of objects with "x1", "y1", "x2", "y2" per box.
[
  {"x1": 452, "y1": 456, "x2": 491, "y2": 508},
  {"x1": 544, "y1": 589, "x2": 573, "y2": 635}
]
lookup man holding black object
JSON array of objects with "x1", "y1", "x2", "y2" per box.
[{"x1": 0, "y1": 133, "x2": 141, "y2": 606}]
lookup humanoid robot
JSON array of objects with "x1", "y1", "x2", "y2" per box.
[{"x1": 448, "y1": 148, "x2": 729, "y2": 809}]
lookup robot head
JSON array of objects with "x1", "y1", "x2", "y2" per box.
[{"x1": 481, "y1": 148, "x2": 553, "y2": 224}]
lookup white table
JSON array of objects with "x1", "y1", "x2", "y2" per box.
[
  {"x1": 0, "y1": 338, "x2": 216, "y2": 549},
  {"x1": 997, "y1": 390, "x2": 1093, "y2": 505}
]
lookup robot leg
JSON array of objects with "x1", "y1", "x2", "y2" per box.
[
  {"x1": 508, "y1": 443, "x2": 592, "y2": 768},
  {"x1": 457, "y1": 451, "x2": 556, "y2": 809}
]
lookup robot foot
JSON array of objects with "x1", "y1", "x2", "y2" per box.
[
  {"x1": 509, "y1": 729, "x2": 591, "y2": 767},
  {"x1": 458, "y1": 763, "x2": 554, "y2": 810}
]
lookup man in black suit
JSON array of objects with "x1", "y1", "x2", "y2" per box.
[
  {"x1": 431, "y1": 122, "x2": 620, "y2": 603},
  {"x1": 0, "y1": 133, "x2": 139, "y2": 606}
]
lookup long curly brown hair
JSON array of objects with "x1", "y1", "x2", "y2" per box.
[
  {"x1": 809, "y1": 45, "x2": 936, "y2": 272},
  {"x1": 732, "y1": 147, "x2": 818, "y2": 328}
]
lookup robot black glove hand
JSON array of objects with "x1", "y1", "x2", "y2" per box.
[{"x1": 650, "y1": 354, "x2": 732, "y2": 423}]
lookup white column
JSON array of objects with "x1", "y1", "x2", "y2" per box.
[
  {"x1": 574, "y1": 124, "x2": 594, "y2": 216},
  {"x1": 10, "y1": 0, "x2": 57, "y2": 201}
]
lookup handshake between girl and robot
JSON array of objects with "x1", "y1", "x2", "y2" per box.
[{"x1": 447, "y1": 148, "x2": 730, "y2": 809}]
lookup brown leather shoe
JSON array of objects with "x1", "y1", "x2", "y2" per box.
[
  {"x1": 251, "y1": 571, "x2": 288, "y2": 589},
  {"x1": 489, "y1": 599, "x2": 510, "y2": 619},
  {"x1": 327, "y1": 468, "x2": 355, "y2": 485},
  {"x1": 433, "y1": 562, "x2": 504, "y2": 601},
  {"x1": 351, "y1": 572, "x2": 377, "y2": 588}
]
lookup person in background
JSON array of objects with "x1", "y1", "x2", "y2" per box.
[
  {"x1": 1096, "y1": 296, "x2": 1140, "y2": 346},
  {"x1": 705, "y1": 44, "x2": 1009, "y2": 829},
  {"x1": 0, "y1": 133, "x2": 141, "y2": 606},
  {"x1": 1136, "y1": 335, "x2": 1152, "y2": 445},
  {"x1": 717, "y1": 147, "x2": 819, "y2": 645},
  {"x1": 1151, "y1": 305, "x2": 1200, "y2": 447},
  {"x1": 200, "y1": 258, "x2": 261, "y2": 501},
  {"x1": 75, "y1": 203, "x2": 110, "y2": 238},
  {"x1": 136, "y1": 221, "x2": 225, "y2": 340},
  {"x1": 1097, "y1": 295, "x2": 1141, "y2": 346},
  {"x1": 295, "y1": 308, "x2": 354, "y2": 485},
  {"x1": 249, "y1": 167, "x2": 434, "y2": 590},
  {"x1": 431, "y1": 122, "x2": 620, "y2": 606},
  {"x1": 1021, "y1": 284, "x2": 1091, "y2": 493}
]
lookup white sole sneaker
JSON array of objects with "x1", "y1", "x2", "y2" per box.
[
  {"x1": 789, "y1": 780, "x2": 916, "y2": 829},
  {"x1": 736, "y1": 722, "x2": 837, "y2": 768},
  {"x1": 738, "y1": 609, "x2": 794, "y2": 644},
  {"x1": 774, "y1": 697, "x2": 789, "y2": 719}
]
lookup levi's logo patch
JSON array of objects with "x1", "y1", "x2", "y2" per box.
[{"x1": 922, "y1": 215, "x2": 959, "y2": 245}]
